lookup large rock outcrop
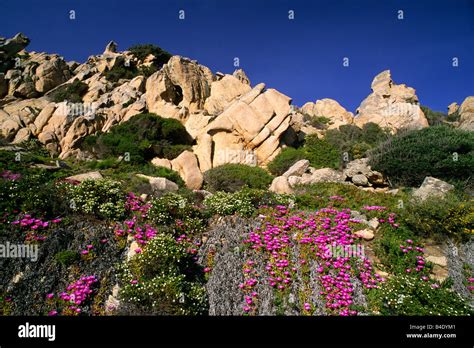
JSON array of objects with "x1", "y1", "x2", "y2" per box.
[
  {"x1": 3, "y1": 34, "x2": 471, "y2": 191},
  {"x1": 354, "y1": 70, "x2": 429, "y2": 132},
  {"x1": 301, "y1": 98, "x2": 353, "y2": 129},
  {"x1": 458, "y1": 96, "x2": 474, "y2": 131},
  {"x1": 0, "y1": 98, "x2": 49, "y2": 141},
  {"x1": 205, "y1": 85, "x2": 293, "y2": 167},
  {"x1": 34, "y1": 55, "x2": 71, "y2": 93},
  {"x1": 447, "y1": 102, "x2": 459, "y2": 115},
  {"x1": 0, "y1": 33, "x2": 30, "y2": 73},
  {"x1": 1, "y1": 34, "x2": 295, "y2": 174},
  {"x1": 0, "y1": 35, "x2": 72, "y2": 98},
  {"x1": 146, "y1": 56, "x2": 215, "y2": 119},
  {"x1": 204, "y1": 74, "x2": 251, "y2": 115}
]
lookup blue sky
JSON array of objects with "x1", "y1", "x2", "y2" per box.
[{"x1": 1, "y1": 0, "x2": 473, "y2": 112}]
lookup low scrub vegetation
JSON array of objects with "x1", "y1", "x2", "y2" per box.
[
  {"x1": 369, "y1": 126, "x2": 474, "y2": 187},
  {"x1": 50, "y1": 80, "x2": 88, "y2": 103},
  {"x1": 81, "y1": 113, "x2": 193, "y2": 163},
  {"x1": 128, "y1": 43, "x2": 172, "y2": 67},
  {"x1": 268, "y1": 123, "x2": 389, "y2": 176},
  {"x1": 325, "y1": 123, "x2": 390, "y2": 160},
  {"x1": 268, "y1": 137, "x2": 340, "y2": 176},
  {"x1": 203, "y1": 164, "x2": 273, "y2": 192}
]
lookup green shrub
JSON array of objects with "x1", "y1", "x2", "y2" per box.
[
  {"x1": 399, "y1": 194, "x2": 473, "y2": 241},
  {"x1": 367, "y1": 274, "x2": 472, "y2": 315},
  {"x1": 325, "y1": 123, "x2": 390, "y2": 160},
  {"x1": 107, "y1": 64, "x2": 158, "y2": 80},
  {"x1": 122, "y1": 175, "x2": 154, "y2": 196},
  {"x1": 20, "y1": 179, "x2": 69, "y2": 217},
  {"x1": 238, "y1": 188, "x2": 295, "y2": 209},
  {"x1": 203, "y1": 164, "x2": 273, "y2": 193},
  {"x1": 359, "y1": 122, "x2": 391, "y2": 146},
  {"x1": 138, "y1": 65, "x2": 159, "y2": 78},
  {"x1": 203, "y1": 188, "x2": 294, "y2": 217},
  {"x1": 54, "y1": 250, "x2": 80, "y2": 267},
  {"x1": 148, "y1": 192, "x2": 190, "y2": 225},
  {"x1": 118, "y1": 233, "x2": 207, "y2": 315},
  {"x1": 369, "y1": 126, "x2": 474, "y2": 187},
  {"x1": 203, "y1": 191, "x2": 255, "y2": 216},
  {"x1": 65, "y1": 179, "x2": 125, "y2": 220},
  {"x1": 148, "y1": 192, "x2": 207, "y2": 236},
  {"x1": 104, "y1": 65, "x2": 139, "y2": 82},
  {"x1": 0, "y1": 171, "x2": 68, "y2": 218},
  {"x1": 446, "y1": 111, "x2": 461, "y2": 122},
  {"x1": 373, "y1": 225, "x2": 427, "y2": 275},
  {"x1": 267, "y1": 147, "x2": 307, "y2": 176},
  {"x1": 268, "y1": 137, "x2": 340, "y2": 175},
  {"x1": 304, "y1": 115, "x2": 331, "y2": 129},
  {"x1": 128, "y1": 44, "x2": 172, "y2": 67},
  {"x1": 51, "y1": 80, "x2": 88, "y2": 103},
  {"x1": 293, "y1": 182, "x2": 408, "y2": 212},
  {"x1": 0, "y1": 140, "x2": 52, "y2": 177},
  {"x1": 421, "y1": 106, "x2": 447, "y2": 126},
  {"x1": 325, "y1": 124, "x2": 363, "y2": 154},
  {"x1": 351, "y1": 141, "x2": 372, "y2": 159},
  {"x1": 103, "y1": 43, "x2": 172, "y2": 82},
  {"x1": 0, "y1": 150, "x2": 31, "y2": 175},
  {"x1": 303, "y1": 135, "x2": 341, "y2": 169},
  {"x1": 86, "y1": 158, "x2": 118, "y2": 170},
  {"x1": 160, "y1": 144, "x2": 192, "y2": 160},
  {"x1": 81, "y1": 113, "x2": 193, "y2": 163}
]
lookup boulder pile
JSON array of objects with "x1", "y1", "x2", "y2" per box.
[{"x1": 269, "y1": 158, "x2": 388, "y2": 194}]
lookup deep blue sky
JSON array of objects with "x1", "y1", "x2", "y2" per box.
[{"x1": 1, "y1": 0, "x2": 473, "y2": 112}]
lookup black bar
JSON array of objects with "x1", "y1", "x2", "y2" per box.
[{"x1": 0, "y1": 316, "x2": 472, "y2": 346}]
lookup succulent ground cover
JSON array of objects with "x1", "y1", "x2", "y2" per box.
[
  {"x1": 10, "y1": 213, "x2": 62, "y2": 242},
  {"x1": 0, "y1": 163, "x2": 472, "y2": 316},
  {"x1": 238, "y1": 205, "x2": 385, "y2": 315}
]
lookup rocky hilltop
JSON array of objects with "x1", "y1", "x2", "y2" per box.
[
  {"x1": 0, "y1": 33, "x2": 473, "y2": 318},
  {"x1": 2, "y1": 33, "x2": 472, "y2": 189}
]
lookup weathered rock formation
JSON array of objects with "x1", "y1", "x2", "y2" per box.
[
  {"x1": 301, "y1": 98, "x2": 353, "y2": 130},
  {"x1": 66, "y1": 171, "x2": 103, "y2": 182},
  {"x1": 342, "y1": 158, "x2": 384, "y2": 187},
  {"x1": 145, "y1": 56, "x2": 214, "y2": 119},
  {"x1": 354, "y1": 70, "x2": 429, "y2": 132},
  {"x1": 205, "y1": 85, "x2": 293, "y2": 167},
  {"x1": 0, "y1": 34, "x2": 471, "y2": 190},
  {"x1": 447, "y1": 102, "x2": 459, "y2": 115},
  {"x1": 458, "y1": 96, "x2": 474, "y2": 131},
  {"x1": 269, "y1": 158, "x2": 388, "y2": 194},
  {"x1": 412, "y1": 176, "x2": 454, "y2": 202},
  {"x1": 0, "y1": 33, "x2": 30, "y2": 73},
  {"x1": 136, "y1": 174, "x2": 179, "y2": 193}
]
